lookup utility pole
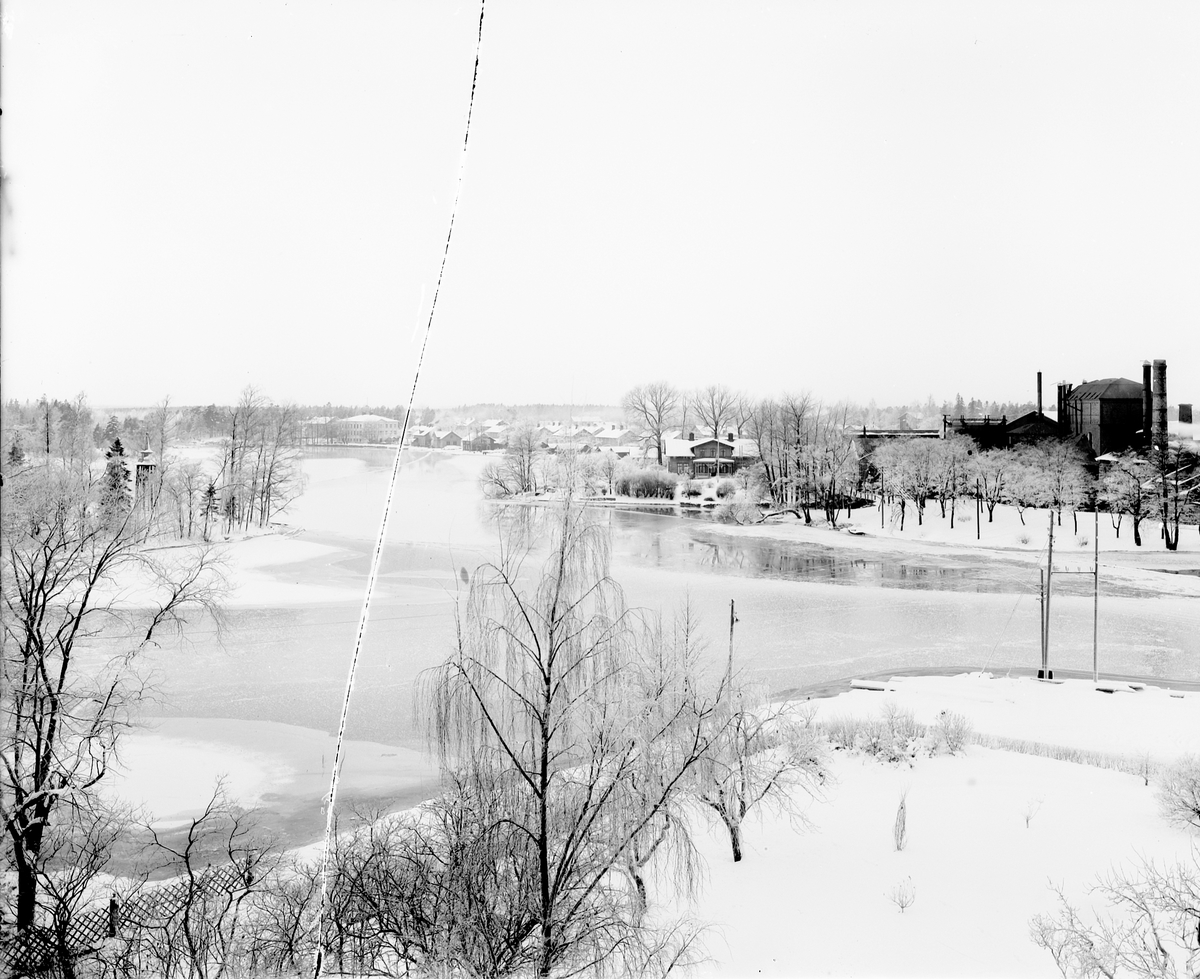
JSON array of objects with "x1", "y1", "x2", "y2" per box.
[
  {"x1": 1042, "y1": 510, "x2": 1054, "y2": 679},
  {"x1": 727, "y1": 599, "x2": 737, "y2": 676},
  {"x1": 1039, "y1": 568, "x2": 1046, "y2": 673},
  {"x1": 976, "y1": 478, "x2": 981, "y2": 541},
  {"x1": 1092, "y1": 508, "x2": 1099, "y2": 683}
]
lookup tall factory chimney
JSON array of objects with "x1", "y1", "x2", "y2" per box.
[
  {"x1": 1142, "y1": 361, "x2": 1153, "y2": 447},
  {"x1": 1037, "y1": 372, "x2": 1043, "y2": 416},
  {"x1": 1152, "y1": 359, "x2": 1168, "y2": 455}
]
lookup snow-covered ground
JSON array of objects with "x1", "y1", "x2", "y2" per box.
[
  {"x1": 687, "y1": 673, "x2": 1200, "y2": 977},
  {"x1": 715, "y1": 498, "x2": 1199, "y2": 563},
  {"x1": 107, "y1": 674, "x2": 1200, "y2": 976}
]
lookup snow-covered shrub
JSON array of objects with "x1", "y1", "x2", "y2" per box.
[
  {"x1": 881, "y1": 702, "x2": 928, "y2": 760},
  {"x1": 893, "y1": 791, "x2": 908, "y2": 851},
  {"x1": 714, "y1": 478, "x2": 738, "y2": 500},
  {"x1": 822, "y1": 706, "x2": 931, "y2": 765},
  {"x1": 1076, "y1": 534, "x2": 1089, "y2": 548},
  {"x1": 889, "y1": 878, "x2": 915, "y2": 912},
  {"x1": 822, "y1": 715, "x2": 862, "y2": 752},
  {"x1": 1016, "y1": 532, "x2": 1031, "y2": 545},
  {"x1": 714, "y1": 499, "x2": 762, "y2": 525},
  {"x1": 681, "y1": 479, "x2": 703, "y2": 499},
  {"x1": 972, "y1": 733, "x2": 1160, "y2": 779},
  {"x1": 614, "y1": 467, "x2": 678, "y2": 499},
  {"x1": 933, "y1": 711, "x2": 972, "y2": 754},
  {"x1": 1137, "y1": 752, "x2": 1154, "y2": 787},
  {"x1": 1158, "y1": 755, "x2": 1200, "y2": 830},
  {"x1": 738, "y1": 461, "x2": 771, "y2": 500}
]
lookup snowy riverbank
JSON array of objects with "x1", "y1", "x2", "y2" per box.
[
  {"x1": 106, "y1": 672, "x2": 1200, "y2": 976},
  {"x1": 692, "y1": 672, "x2": 1200, "y2": 977}
]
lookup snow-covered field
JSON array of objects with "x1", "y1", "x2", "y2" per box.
[
  {"x1": 689, "y1": 673, "x2": 1200, "y2": 977},
  {"x1": 704, "y1": 497, "x2": 1199, "y2": 566}
]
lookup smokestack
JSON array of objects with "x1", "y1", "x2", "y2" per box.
[
  {"x1": 1142, "y1": 361, "x2": 1153, "y2": 446},
  {"x1": 1152, "y1": 359, "x2": 1168, "y2": 454},
  {"x1": 1037, "y1": 372, "x2": 1043, "y2": 416}
]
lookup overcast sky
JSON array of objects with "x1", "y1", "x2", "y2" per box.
[{"x1": 2, "y1": 2, "x2": 1197, "y2": 412}]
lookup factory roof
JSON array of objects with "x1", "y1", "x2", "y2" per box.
[{"x1": 1065, "y1": 378, "x2": 1144, "y2": 401}]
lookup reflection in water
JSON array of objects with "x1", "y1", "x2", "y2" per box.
[
  {"x1": 135, "y1": 451, "x2": 1198, "y2": 749},
  {"x1": 597, "y1": 509, "x2": 1134, "y2": 598}
]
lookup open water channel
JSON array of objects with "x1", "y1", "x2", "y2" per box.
[{"x1": 146, "y1": 446, "x2": 1200, "y2": 749}]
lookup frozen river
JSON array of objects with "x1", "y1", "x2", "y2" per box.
[{"x1": 148, "y1": 446, "x2": 1200, "y2": 748}]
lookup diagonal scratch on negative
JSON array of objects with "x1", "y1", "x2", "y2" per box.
[{"x1": 310, "y1": 2, "x2": 488, "y2": 974}]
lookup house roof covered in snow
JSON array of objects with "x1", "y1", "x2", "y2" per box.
[{"x1": 663, "y1": 439, "x2": 696, "y2": 459}]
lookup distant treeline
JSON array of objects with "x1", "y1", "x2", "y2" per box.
[{"x1": 2, "y1": 392, "x2": 1038, "y2": 451}]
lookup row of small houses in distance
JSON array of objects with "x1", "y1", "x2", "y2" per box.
[{"x1": 302, "y1": 414, "x2": 763, "y2": 477}]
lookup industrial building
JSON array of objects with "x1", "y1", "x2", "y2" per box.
[
  {"x1": 943, "y1": 360, "x2": 1177, "y2": 457},
  {"x1": 1056, "y1": 359, "x2": 1170, "y2": 457}
]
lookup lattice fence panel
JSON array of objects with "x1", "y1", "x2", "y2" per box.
[{"x1": 0, "y1": 863, "x2": 249, "y2": 977}]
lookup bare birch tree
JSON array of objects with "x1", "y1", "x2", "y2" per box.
[
  {"x1": 421, "y1": 502, "x2": 728, "y2": 978},
  {"x1": 217, "y1": 388, "x2": 303, "y2": 532}
]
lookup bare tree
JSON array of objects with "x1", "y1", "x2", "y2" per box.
[
  {"x1": 479, "y1": 423, "x2": 544, "y2": 497},
  {"x1": 1007, "y1": 446, "x2": 1054, "y2": 525},
  {"x1": 118, "y1": 785, "x2": 278, "y2": 979},
  {"x1": 1157, "y1": 755, "x2": 1200, "y2": 830},
  {"x1": 796, "y1": 404, "x2": 857, "y2": 527},
  {"x1": 1155, "y1": 443, "x2": 1198, "y2": 552},
  {"x1": 691, "y1": 385, "x2": 740, "y2": 441},
  {"x1": 218, "y1": 387, "x2": 266, "y2": 532},
  {"x1": 694, "y1": 691, "x2": 826, "y2": 863},
  {"x1": 163, "y1": 460, "x2": 208, "y2": 540},
  {"x1": 971, "y1": 447, "x2": 1015, "y2": 522},
  {"x1": 1100, "y1": 451, "x2": 1156, "y2": 546},
  {"x1": 744, "y1": 398, "x2": 787, "y2": 506},
  {"x1": 1, "y1": 464, "x2": 224, "y2": 930},
  {"x1": 216, "y1": 389, "x2": 303, "y2": 532},
  {"x1": 930, "y1": 434, "x2": 973, "y2": 524},
  {"x1": 622, "y1": 383, "x2": 680, "y2": 466},
  {"x1": 504, "y1": 422, "x2": 543, "y2": 495},
  {"x1": 32, "y1": 797, "x2": 135, "y2": 979},
  {"x1": 873, "y1": 438, "x2": 935, "y2": 529},
  {"x1": 1031, "y1": 856, "x2": 1200, "y2": 979},
  {"x1": 421, "y1": 502, "x2": 728, "y2": 978},
  {"x1": 1027, "y1": 440, "x2": 1093, "y2": 531},
  {"x1": 595, "y1": 450, "x2": 620, "y2": 496},
  {"x1": 142, "y1": 397, "x2": 179, "y2": 525},
  {"x1": 54, "y1": 394, "x2": 94, "y2": 475}
]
